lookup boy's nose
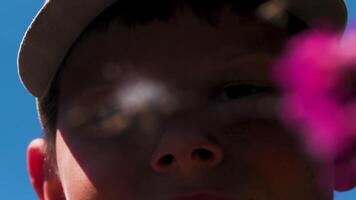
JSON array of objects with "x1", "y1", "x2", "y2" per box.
[{"x1": 150, "y1": 130, "x2": 223, "y2": 175}]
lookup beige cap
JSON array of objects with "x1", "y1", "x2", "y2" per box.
[{"x1": 18, "y1": 0, "x2": 348, "y2": 98}]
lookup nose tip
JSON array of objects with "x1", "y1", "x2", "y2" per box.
[{"x1": 150, "y1": 142, "x2": 223, "y2": 173}]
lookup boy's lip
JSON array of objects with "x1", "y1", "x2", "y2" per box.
[{"x1": 172, "y1": 192, "x2": 237, "y2": 200}]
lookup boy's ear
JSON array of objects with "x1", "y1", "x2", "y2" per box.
[
  {"x1": 27, "y1": 138, "x2": 65, "y2": 200},
  {"x1": 333, "y1": 156, "x2": 356, "y2": 192}
]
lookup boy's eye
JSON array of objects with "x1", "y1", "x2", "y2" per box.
[{"x1": 214, "y1": 82, "x2": 274, "y2": 101}]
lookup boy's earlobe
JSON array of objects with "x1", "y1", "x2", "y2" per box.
[
  {"x1": 27, "y1": 138, "x2": 65, "y2": 200},
  {"x1": 334, "y1": 157, "x2": 356, "y2": 191},
  {"x1": 27, "y1": 138, "x2": 46, "y2": 199}
]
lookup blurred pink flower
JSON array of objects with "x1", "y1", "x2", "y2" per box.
[{"x1": 273, "y1": 29, "x2": 356, "y2": 162}]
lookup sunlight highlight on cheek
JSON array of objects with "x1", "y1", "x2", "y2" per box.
[{"x1": 56, "y1": 131, "x2": 99, "y2": 200}]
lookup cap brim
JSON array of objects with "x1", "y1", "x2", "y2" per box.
[
  {"x1": 18, "y1": 0, "x2": 116, "y2": 98},
  {"x1": 18, "y1": 0, "x2": 348, "y2": 98}
]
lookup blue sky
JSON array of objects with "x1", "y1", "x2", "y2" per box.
[{"x1": 1, "y1": 0, "x2": 356, "y2": 199}]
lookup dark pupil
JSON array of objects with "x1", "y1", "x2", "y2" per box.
[{"x1": 225, "y1": 84, "x2": 271, "y2": 99}]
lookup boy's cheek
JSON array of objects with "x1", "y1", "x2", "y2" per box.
[
  {"x1": 54, "y1": 120, "x2": 333, "y2": 200},
  {"x1": 55, "y1": 130, "x2": 145, "y2": 200},
  {"x1": 55, "y1": 132, "x2": 99, "y2": 200},
  {"x1": 224, "y1": 121, "x2": 334, "y2": 198}
]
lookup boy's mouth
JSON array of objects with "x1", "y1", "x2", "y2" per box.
[{"x1": 172, "y1": 192, "x2": 237, "y2": 200}]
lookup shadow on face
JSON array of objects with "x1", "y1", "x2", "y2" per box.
[{"x1": 54, "y1": 6, "x2": 333, "y2": 200}]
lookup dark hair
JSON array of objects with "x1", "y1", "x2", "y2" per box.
[{"x1": 38, "y1": 0, "x2": 309, "y2": 167}]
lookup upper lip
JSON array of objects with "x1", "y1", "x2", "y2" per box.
[{"x1": 172, "y1": 192, "x2": 237, "y2": 200}]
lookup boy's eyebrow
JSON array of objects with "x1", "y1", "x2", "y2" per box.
[
  {"x1": 223, "y1": 51, "x2": 277, "y2": 63},
  {"x1": 89, "y1": 52, "x2": 278, "y2": 92},
  {"x1": 212, "y1": 49, "x2": 278, "y2": 73},
  {"x1": 211, "y1": 40, "x2": 283, "y2": 61},
  {"x1": 204, "y1": 51, "x2": 278, "y2": 87}
]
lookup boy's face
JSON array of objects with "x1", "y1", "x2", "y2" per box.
[{"x1": 51, "y1": 8, "x2": 333, "y2": 200}]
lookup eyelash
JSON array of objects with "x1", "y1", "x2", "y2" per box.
[{"x1": 213, "y1": 82, "x2": 275, "y2": 101}]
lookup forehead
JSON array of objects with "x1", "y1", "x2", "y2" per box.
[{"x1": 59, "y1": 8, "x2": 289, "y2": 101}]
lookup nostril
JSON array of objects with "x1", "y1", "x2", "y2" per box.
[
  {"x1": 192, "y1": 148, "x2": 213, "y2": 161},
  {"x1": 158, "y1": 154, "x2": 175, "y2": 166},
  {"x1": 151, "y1": 145, "x2": 223, "y2": 173}
]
